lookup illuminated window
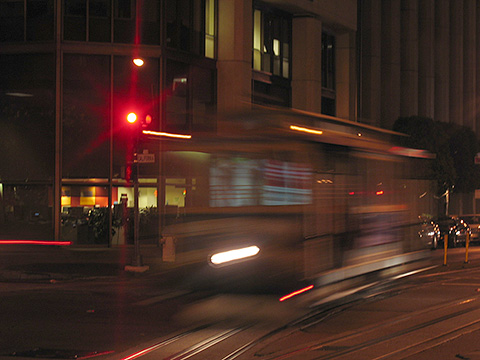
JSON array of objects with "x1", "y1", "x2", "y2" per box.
[
  {"x1": 253, "y1": 9, "x2": 262, "y2": 70},
  {"x1": 205, "y1": 0, "x2": 215, "y2": 58},
  {"x1": 252, "y1": 8, "x2": 290, "y2": 79},
  {"x1": 252, "y1": 6, "x2": 291, "y2": 107}
]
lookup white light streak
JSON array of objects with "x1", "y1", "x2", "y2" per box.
[
  {"x1": 142, "y1": 130, "x2": 192, "y2": 139},
  {"x1": 210, "y1": 246, "x2": 260, "y2": 265}
]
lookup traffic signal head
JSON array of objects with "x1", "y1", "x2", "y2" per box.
[
  {"x1": 126, "y1": 112, "x2": 138, "y2": 124},
  {"x1": 144, "y1": 114, "x2": 152, "y2": 126}
]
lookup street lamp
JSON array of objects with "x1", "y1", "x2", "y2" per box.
[{"x1": 132, "y1": 58, "x2": 144, "y2": 67}]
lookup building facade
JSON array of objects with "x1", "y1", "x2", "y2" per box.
[
  {"x1": 0, "y1": 0, "x2": 359, "y2": 243},
  {"x1": 358, "y1": 0, "x2": 480, "y2": 132},
  {"x1": 3, "y1": 0, "x2": 479, "y2": 241},
  {"x1": 357, "y1": 0, "x2": 480, "y2": 214}
]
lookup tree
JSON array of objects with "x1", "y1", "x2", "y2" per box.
[{"x1": 393, "y1": 116, "x2": 479, "y2": 196}]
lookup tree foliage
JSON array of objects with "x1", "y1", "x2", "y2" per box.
[{"x1": 393, "y1": 116, "x2": 480, "y2": 195}]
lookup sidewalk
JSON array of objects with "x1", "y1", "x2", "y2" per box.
[{"x1": 0, "y1": 243, "x2": 204, "y2": 282}]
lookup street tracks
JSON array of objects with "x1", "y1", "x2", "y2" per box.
[{"x1": 111, "y1": 266, "x2": 480, "y2": 360}]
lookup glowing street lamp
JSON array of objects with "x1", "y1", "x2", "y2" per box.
[{"x1": 133, "y1": 58, "x2": 144, "y2": 67}]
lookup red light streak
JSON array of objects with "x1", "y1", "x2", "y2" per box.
[
  {"x1": 121, "y1": 342, "x2": 169, "y2": 360},
  {"x1": 349, "y1": 191, "x2": 355, "y2": 195},
  {"x1": 0, "y1": 240, "x2": 71, "y2": 246},
  {"x1": 279, "y1": 285, "x2": 314, "y2": 302},
  {"x1": 78, "y1": 350, "x2": 115, "y2": 359},
  {"x1": 376, "y1": 190, "x2": 384, "y2": 195}
]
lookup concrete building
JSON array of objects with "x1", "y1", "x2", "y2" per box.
[
  {"x1": 4, "y1": 0, "x2": 477, "y2": 242},
  {"x1": 0, "y1": 0, "x2": 359, "y2": 243},
  {"x1": 357, "y1": 0, "x2": 480, "y2": 214}
]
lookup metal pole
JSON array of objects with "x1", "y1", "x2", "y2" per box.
[
  {"x1": 465, "y1": 232, "x2": 470, "y2": 264},
  {"x1": 133, "y1": 153, "x2": 142, "y2": 266},
  {"x1": 443, "y1": 234, "x2": 448, "y2": 266}
]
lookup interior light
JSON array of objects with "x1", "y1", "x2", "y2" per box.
[{"x1": 5, "y1": 92, "x2": 34, "y2": 97}]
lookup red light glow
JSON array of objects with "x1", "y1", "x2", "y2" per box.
[
  {"x1": 0, "y1": 240, "x2": 72, "y2": 246},
  {"x1": 376, "y1": 190, "x2": 384, "y2": 195},
  {"x1": 279, "y1": 285, "x2": 314, "y2": 302},
  {"x1": 127, "y1": 112, "x2": 138, "y2": 123}
]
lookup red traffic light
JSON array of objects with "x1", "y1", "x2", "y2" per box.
[
  {"x1": 126, "y1": 112, "x2": 138, "y2": 124},
  {"x1": 145, "y1": 114, "x2": 152, "y2": 125}
]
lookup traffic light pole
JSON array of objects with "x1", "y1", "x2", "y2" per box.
[
  {"x1": 125, "y1": 136, "x2": 149, "y2": 272},
  {"x1": 133, "y1": 157, "x2": 142, "y2": 266}
]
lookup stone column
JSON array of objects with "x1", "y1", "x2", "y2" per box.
[
  {"x1": 400, "y1": 0, "x2": 418, "y2": 117},
  {"x1": 449, "y1": 0, "x2": 464, "y2": 126},
  {"x1": 336, "y1": 31, "x2": 357, "y2": 121},
  {"x1": 463, "y1": 0, "x2": 476, "y2": 130},
  {"x1": 418, "y1": 0, "x2": 435, "y2": 119},
  {"x1": 216, "y1": 0, "x2": 252, "y2": 115},
  {"x1": 291, "y1": 16, "x2": 322, "y2": 113},
  {"x1": 381, "y1": 0, "x2": 401, "y2": 128},
  {"x1": 358, "y1": 0, "x2": 381, "y2": 125},
  {"x1": 476, "y1": 1, "x2": 480, "y2": 134},
  {"x1": 434, "y1": 0, "x2": 449, "y2": 124}
]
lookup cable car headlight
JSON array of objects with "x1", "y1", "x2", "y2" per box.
[{"x1": 209, "y1": 245, "x2": 260, "y2": 266}]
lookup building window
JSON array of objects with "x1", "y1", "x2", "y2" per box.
[
  {"x1": 63, "y1": 54, "x2": 111, "y2": 178},
  {"x1": 63, "y1": 0, "x2": 160, "y2": 44},
  {"x1": 321, "y1": 32, "x2": 335, "y2": 116},
  {"x1": 0, "y1": 0, "x2": 25, "y2": 42},
  {"x1": 164, "y1": 60, "x2": 216, "y2": 134},
  {"x1": 89, "y1": 0, "x2": 111, "y2": 42},
  {"x1": 252, "y1": 8, "x2": 290, "y2": 79},
  {"x1": 0, "y1": 0, "x2": 54, "y2": 42},
  {"x1": 205, "y1": 0, "x2": 215, "y2": 58},
  {"x1": 27, "y1": 0, "x2": 54, "y2": 40},
  {"x1": 166, "y1": 0, "x2": 206, "y2": 55},
  {"x1": 252, "y1": 6, "x2": 291, "y2": 107},
  {"x1": 64, "y1": 0, "x2": 87, "y2": 41}
]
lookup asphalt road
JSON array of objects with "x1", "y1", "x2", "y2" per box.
[{"x1": 1, "y1": 245, "x2": 480, "y2": 359}]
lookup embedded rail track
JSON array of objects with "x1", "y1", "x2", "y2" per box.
[{"x1": 110, "y1": 265, "x2": 480, "y2": 360}]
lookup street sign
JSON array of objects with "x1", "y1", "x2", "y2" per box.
[{"x1": 137, "y1": 153, "x2": 155, "y2": 163}]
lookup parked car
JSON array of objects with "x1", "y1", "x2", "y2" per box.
[
  {"x1": 458, "y1": 215, "x2": 480, "y2": 243},
  {"x1": 418, "y1": 220, "x2": 441, "y2": 250},
  {"x1": 435, "y1": 216, "x2": 470, "y2": 248}
]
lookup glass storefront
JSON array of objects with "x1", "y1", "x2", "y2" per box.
[
  {"x1": 60, "y1": 184, "x2": 158, "y2": 244},
  {"x1": 0, "y1": 54, "x2": 55, "y2": 240},
  {"x1": 0, "y1": 0, "x2": 216, "y2": 243}
]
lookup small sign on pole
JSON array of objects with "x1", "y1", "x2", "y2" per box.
[{"x1": 137, "y1": 150, "x2": 155, "y2": 163}]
